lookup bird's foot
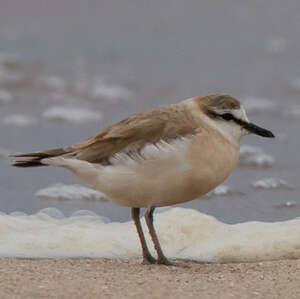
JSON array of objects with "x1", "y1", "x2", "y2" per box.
[
  {"x1": 156, "y1": 256, "x2": 174, "y2": 266},
  {"x1": 142, "y1": 253, "x2": 157, "y2": 265}
]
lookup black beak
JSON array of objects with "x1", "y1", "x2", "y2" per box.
[{"x1": 243, "y1": 122, "x2": 275, "y2": 138}]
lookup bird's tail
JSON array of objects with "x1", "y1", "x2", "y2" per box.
[{"x1": 10, "y1": 148, "x2": 70, "y2": 167}]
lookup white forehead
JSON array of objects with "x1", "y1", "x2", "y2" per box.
[{"x1": 231, "y1": 106, "x2": 249, "y2": 122}]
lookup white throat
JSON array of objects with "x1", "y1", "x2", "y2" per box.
[
  {"x1": 202, "y1": 114, "x2": 245, "y2": 146},
  {"x1": 186, "y1": 99, "x2": 248, "y2": 147}
]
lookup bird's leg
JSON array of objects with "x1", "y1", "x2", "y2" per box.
[
  {"x1": 131, "y1": 207, "x2": 156, "y2": 264},
  {"x1": 145, "y1": 206, "x2": 173, "y2": 265}
]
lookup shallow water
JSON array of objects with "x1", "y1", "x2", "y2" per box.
[{"x1": 1, "y1": 0, "x2": 300, "y2": 243}]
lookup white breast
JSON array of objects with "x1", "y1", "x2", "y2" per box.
[{"x1": 96, "y1": 137, "x2": 193, "y2": 207}]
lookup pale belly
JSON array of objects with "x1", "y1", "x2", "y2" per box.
[{"x1": 91, "y1": 136, "x2": 239, "y2": 208}]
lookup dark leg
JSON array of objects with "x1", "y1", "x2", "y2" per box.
[
  {"x1": 131, "y1": 207, "x2": 156, "y2": 264},
  {"x1": 145, "y1": 206, "x2": 173, "y2": 265}
]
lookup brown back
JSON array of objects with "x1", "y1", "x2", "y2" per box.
[{"x1": 70, "y1": 103, "x2": 199, "y2": 164}]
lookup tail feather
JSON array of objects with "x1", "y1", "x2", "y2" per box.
[
  {"x1": 11, "y1": 148, "x2": 70, "y2": 168},
  {"x1": 12, "y1": 159, "x2": 46, "y2": 167}
]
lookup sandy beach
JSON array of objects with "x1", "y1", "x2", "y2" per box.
[{"x1": 0, "y1": 258, "x2": 299, "y2": 299}]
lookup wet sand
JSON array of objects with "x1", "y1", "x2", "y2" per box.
[{"x1": 0, "y1": 258, "x2": 299, "y2": 299}]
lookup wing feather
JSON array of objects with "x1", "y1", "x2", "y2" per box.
[
  {"x1": 71, "y1": 104, "x2": 198, "y2": 164},
  {"x1": 11, "y1": 103, "x2": 199, "y2": 167}
]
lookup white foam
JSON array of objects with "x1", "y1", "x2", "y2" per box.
[
  {"x1": 0, "y1": 90, "x2": 13, "y2": 104},
  {"x1": 9, "y1": 211, "x2": 27, "y2": 217},
  {"x1": 251, "y1": 178, "x2": 293, "y2": 190},
  {"x1": 37, "y1": 207, "x2": 65, "y2": 219},
  {"x1": 239, "y1": 145, "x2": 275, "y2": 168},
  {"x1": 1, "y1": 207, "x2": 300, "y2": 262},
  {"x1": 3, "y1": 114, "x2": 37, "y2": 127},
  {"x1": 42, "y1": 106, "x2": 103, "y2": 124},
  {"x1": 35, "y1": 184, "x2": 107, "y2": 201},
  {"x1": 91, "y1": 79, "x2": 132, "y2": 102},
  {"x1": 206, "y1": 185, "x2": 234, "y2": 197},
  {"x1": 242, "y1": 97, "x2": 276, "y2": 113},
  {"x1": 275, "y1": 201, "x2": 297, "y2": 209}
]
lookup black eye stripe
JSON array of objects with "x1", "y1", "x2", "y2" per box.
[
  {"x1": 219, "y1": 113, "x2": 248, "y2": 127},
  {"x1": 220, "y1": 113, "x2": 234, "y2": 121},
  {"x1": 208, "y1": 110, "x2": 247, "y2": 126}
]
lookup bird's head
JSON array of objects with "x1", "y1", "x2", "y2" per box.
[{"x1": 196, "y1": 94, "x2": 275, "y2": 143}]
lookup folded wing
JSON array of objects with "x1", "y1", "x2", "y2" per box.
[{"x1": 11, "y1": 104, "x2": 198, "y2": 167}]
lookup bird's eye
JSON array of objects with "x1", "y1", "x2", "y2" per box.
[{"x1": 220, "y1": 113, "x2": 234, "y2": 121}]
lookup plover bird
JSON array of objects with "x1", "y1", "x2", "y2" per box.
[{"x1": 11, "y1": 94, "x2": 274, "y2": 265}]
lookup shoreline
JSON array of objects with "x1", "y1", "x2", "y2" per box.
[{"x1": 0, "y1": 258, "x2": 299, "y2": 299}]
